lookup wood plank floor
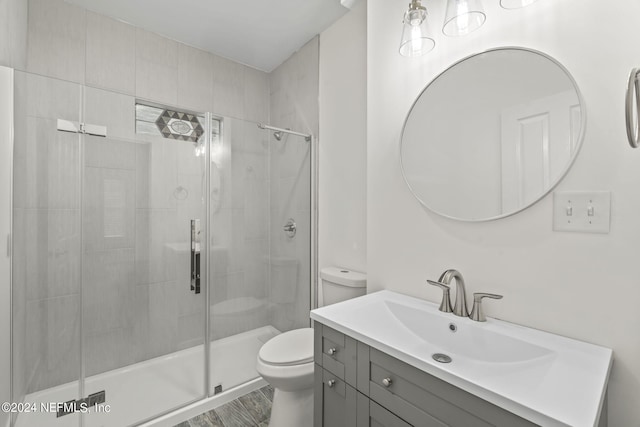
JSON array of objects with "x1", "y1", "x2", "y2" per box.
[{"x1": 174, "y1": 386, "x2": 274, "y2": 427}]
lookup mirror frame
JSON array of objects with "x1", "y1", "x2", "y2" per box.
[{"x1": 399, "y1": 47, "x2": 587, "y2": 222}]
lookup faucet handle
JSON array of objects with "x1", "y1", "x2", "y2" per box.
[
  {"x1": 426, "y1": 280, "x2": 453, "y2": 313},
  {"x1": 469, "y1": 293, "x2": 503, "y2": 322}
]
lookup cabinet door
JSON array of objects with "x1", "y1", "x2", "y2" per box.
[
  {"x1": 314, "y1": 365, "x2": 357, "y2": 427},
  {"x1": 356, "y1": 395, "x2": 412, "y2": 427}
]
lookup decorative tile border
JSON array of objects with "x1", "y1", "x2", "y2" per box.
[
  {"x1": 155, "y1": 109, "x2": 204, "y2": 142},
  {"x1": 135, "y1": 103, "x2": 205, "y2": 143}
]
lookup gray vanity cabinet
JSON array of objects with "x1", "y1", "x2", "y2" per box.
[{"x1": 314, "y1": 323, "x2": 538, "y2": 427}]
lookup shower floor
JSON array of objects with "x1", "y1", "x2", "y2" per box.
[{"x1": 14, "y1": 325, "x2": 280, "y2": 427}]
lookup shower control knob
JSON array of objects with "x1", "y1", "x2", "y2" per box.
[
  {"x1": 382, "y1": 377, "x2": 392, "y2": 387},
  {"x1": 283, "y1": 218, "x2": 297, "y2": 238},
  {"x1": 327, "y1": 380, "x2": 336, "y2": 388},
  {"x1": 327, "y1": 347, "x2": 337, "y2": 356}
]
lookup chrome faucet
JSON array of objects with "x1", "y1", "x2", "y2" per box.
[
  {"x1": 439, "y1": 269, "x2": 469, "y2": 317},
  {"x1": 428, "y1": 269, "x2": 503, "y2": 321},
  {"x1": 469, "y1": 293, "x2": 503, "y2": 322},
  {"x1": 426, "y1": 279, "x2": 453, "y2": 313}
]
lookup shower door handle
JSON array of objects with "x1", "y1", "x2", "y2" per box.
[{"x1": 191, "y1": 219, "x2": 201, "y2": 294}]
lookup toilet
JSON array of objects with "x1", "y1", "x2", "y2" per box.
[{"x1": 256, "y1": 267, "x2": 367, "y2": 427}]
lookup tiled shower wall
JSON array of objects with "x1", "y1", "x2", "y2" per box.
[
  {"x1": 209, "y1": 117, "x2": 271, "y2": 341},
  {"x1": 12, "y1": 0, "x2": 320, "y2": 405},
  {"x1": 0, "y1": 0, "x2": 27, "y2": 70},
  {"x1": 25, "y1": 0, "x2": 269, "y2": 122},
  {"x1": 12, "y1": 0, "x2": 272, "y2": 398},
  {"x1": 268, "y1": 38, "x2": 319, "y2": 332}
]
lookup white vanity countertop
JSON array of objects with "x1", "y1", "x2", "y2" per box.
[{"x1": 310, "y1": 290, "x2": 613, "y2": 427}]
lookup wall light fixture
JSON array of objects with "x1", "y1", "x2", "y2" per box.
[{"x1": 399, "y1": 0, "x2": 540, "y2": 57}]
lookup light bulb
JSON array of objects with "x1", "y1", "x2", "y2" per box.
[
  {"x1": 399, "y1": 1, "x2": 435, "y2": 57},
  {"x1": 443, "y1": 0, "x2": 486, "y2": 37}
]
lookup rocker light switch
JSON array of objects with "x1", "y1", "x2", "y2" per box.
[{"x1": 553, "y1": 191, "x2": 611, "y2": 234}]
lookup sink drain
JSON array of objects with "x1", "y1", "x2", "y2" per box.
[{"x1": 432, "y1": 353, "x2": 452, "y2": 364}]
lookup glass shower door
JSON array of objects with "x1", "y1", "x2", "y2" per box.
[
  {"x1": 12, "y1": 71, "x2": 83, "y2": 427},
  {"x1": 81, "y1": 92, "x2": 208, "y2": 426}
]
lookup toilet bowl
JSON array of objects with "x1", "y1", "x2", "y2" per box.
[
  {"x1": 256, "y1": 328, "x2": 314, "y2": 427},
  {"x1": 256, "y1": 267, "x2": 366, "y2": 427}
]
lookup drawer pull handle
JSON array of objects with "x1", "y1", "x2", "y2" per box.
[
  {"x1": 327, "y1": 347, "x2": 337, "y2": 356},
  {"x1": 327, "y1": 379, "x2": 336, "y2": 388},
  {"x1": 382, "y1": 377, "x2": 392, "y2": 387}
]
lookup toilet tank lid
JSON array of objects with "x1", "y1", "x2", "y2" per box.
[{"x1": 320, "y1": 267, "x2": 367, "y2": 288}]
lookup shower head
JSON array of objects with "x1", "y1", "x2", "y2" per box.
[
  {"x1": 257, "y1": 124, "x2": 310, "y2": 142},
  {"x1": 274, "y1": 129, "x2": 290, "y2": 141}
]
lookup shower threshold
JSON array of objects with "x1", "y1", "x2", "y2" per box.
[{"x1": 14, "y1": 325, "x2": 280, "y2": 427}]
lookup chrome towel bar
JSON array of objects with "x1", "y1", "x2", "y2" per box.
[{"x1": 626, "y1": 68, "x2": 640, "y2": 148}]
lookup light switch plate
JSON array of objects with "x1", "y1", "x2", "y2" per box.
[{"x1": 553, "y1": 191, "x2": 611, "y2": 233}]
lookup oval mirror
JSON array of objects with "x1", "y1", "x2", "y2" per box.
[{"x1": 400, "y1": 48, "x2": 585, "y2": 221}]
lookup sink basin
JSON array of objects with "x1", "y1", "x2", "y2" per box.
[
  {"x1": 384, "y1": 300, "x2": 553, "y2": 364},
  {"x1": 310, "y1": 290, "x2": 612, "y2": 427}
]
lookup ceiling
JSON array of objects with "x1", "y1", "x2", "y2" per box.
[{"x1": 66, "y1": 0, "x2": 351, "y2": 72}]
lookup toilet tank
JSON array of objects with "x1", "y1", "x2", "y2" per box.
[{"x1": 320, "y1": 267, "x2": 367, "y2": 306}]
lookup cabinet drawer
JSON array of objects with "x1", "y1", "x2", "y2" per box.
[
  {"x1": 366, "y1": 348, "x2": 536, "y2": 427},
  {"x1": 314, "y1": 324, "x2": 357, "y2": 385}
]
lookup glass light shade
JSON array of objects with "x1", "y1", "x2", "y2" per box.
[
  {"x1": 500, "y1": 0, "x2": 540, "y2": 9},
  {"x1": 399, "y1": 9, "x2": 435, "y2": 57},
  {"x1": 443, "y1": 0, "x2": 486, "y2": 37}
]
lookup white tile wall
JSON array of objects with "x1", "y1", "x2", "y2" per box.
[
  {"x1": 24, "y1": 209, "x2": 81, "y2": 301},
  {"x1": 177, "y1": 44, "x2": 214, "y2": 113},
  {"x1": 267, "y1": 37, "x2": 318, "y2": 332},
  {"x1": 135, "y1": 209, "x2": 179, "y2": 285},
  {"x1": 0, "y1": 0, "x2": 27, "y2": 69},
  {"x1": 82, "y1": 248, "x2": 136, "y2": 333},
  {"x1": 84, "y1": 88, "x2": 136, "y2": 141},
  {"x1": 147, "y1": 281, "x2": 179, "y2": 358},
  {"x1": 85, "y1": 12, "x2": 136, "y2": 95},
  {"x1": 85, "y1": 327, "x2": 133, "y2": 376},
  {"x1": 135, "y1": 29, "x2": 179, "y2": 105},
  {"x1": 27, "y1": 0, "x2": 86, "y2": 83},
  {"x1": 83, "y1": 167, "x2": 136, "y2": 252},
  {"x1": 11, "y1": 0, "x2": 312, "y2": 394},
  {"x1": 14, "y1": 72, "x2": 81, "y2": 121},
  {"x1": 26, "y1": 294, "x2": 81, "y2": 392},
  {"x1": 243, "y1": 67, "x2": 269, "y2": 124}
]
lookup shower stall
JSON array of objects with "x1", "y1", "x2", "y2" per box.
[{"x1": 9, "y1": 69, "x2": 316, "y2": 427}]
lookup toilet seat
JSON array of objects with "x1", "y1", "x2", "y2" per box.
[{"x1": 258, "y1": 328, "x2": 314, "y2": 366}]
